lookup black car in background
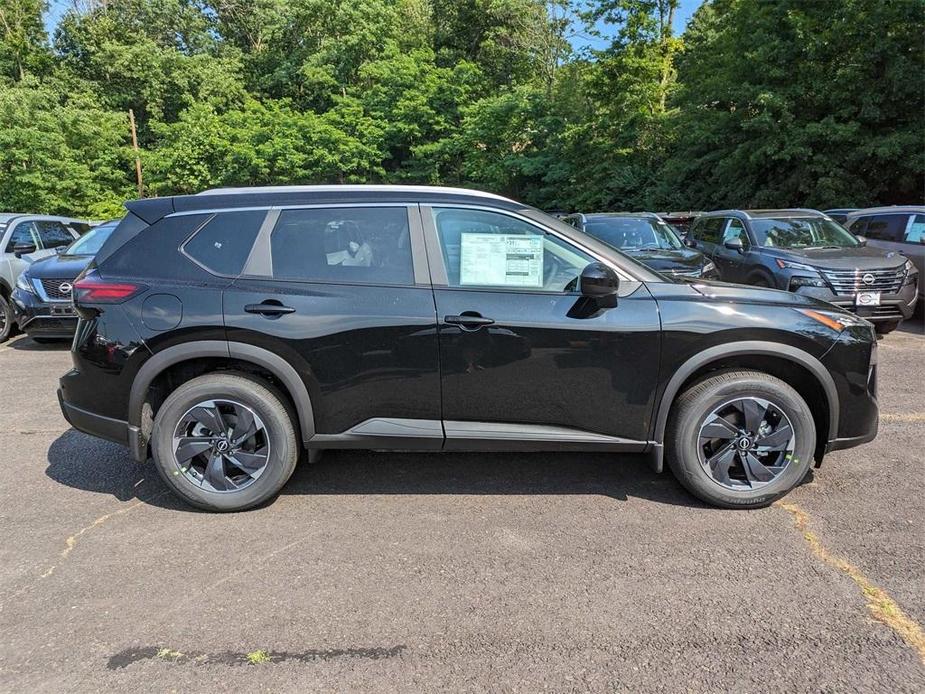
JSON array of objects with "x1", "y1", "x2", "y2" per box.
[
  {"x1": 687, "y1": 209, "x2": 918, "y2": 334},
  {"x1": 657, "y1": 211, "x2": 701, "y2": 237},
  {"x1": 58, "y1": 186, "x2": 879, "y2": 513},
  {"x1": 562, "y1": 212, "x2": 717, "y2": 280},
  {"x1": 12, "y1": 220, "x2": 118, "y2": 341},
  {"x1": 823, "y1": 209, "x2": 859, "y2": 225}
]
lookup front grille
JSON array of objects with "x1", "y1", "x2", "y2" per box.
[
  {"x1": 820, "y1": 266, "x2": 905, "y2": 296},
  {"x1": 40, "y1": 278, "x2": 76, "y2": 301}
]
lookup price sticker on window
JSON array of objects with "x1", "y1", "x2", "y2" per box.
[{"x1": 459, "y1": 233, "x2": 544, "y2": 287}]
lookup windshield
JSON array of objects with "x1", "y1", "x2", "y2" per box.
[
  {"x1": 751, "y1": 218, "x2": 859, "y2": 249},
  {"x1": 583, "y1": 217, "x2": 683, "y2": 251},
  {"x1": 64, "y1": 222, "x2": 117, "y2": 256}
]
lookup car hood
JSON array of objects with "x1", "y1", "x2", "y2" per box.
[
  {"x1": 762, "y1": 246, "x2": 905, "y2": 270},
  {"x1": 25, "y1": 253, "x2": 93, "y2": 280},
  {"x1": 624, "y1": 247, "x2": 703, "y2": 272},
  {"x1": 685, "y1": 278, "x2": 839, "y2": 311}
]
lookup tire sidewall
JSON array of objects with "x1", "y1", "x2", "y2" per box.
[
  {"x1": 669, "y1": 375, "x2": 815, "y2": 508},
  {"x1": 151, "y1": 375, "x2": 298, "y2": 512},
  {"x1": 0, "y1": 295, "x2": 12, "y2": 342}
]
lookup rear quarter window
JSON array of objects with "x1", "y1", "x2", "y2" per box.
[{"x1": 183, "y1": 210, "x2": 266, "y2": 276}]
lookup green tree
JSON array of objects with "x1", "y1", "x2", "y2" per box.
[{"x1": 0, "y1": 0, "x2": 50, "y2": 81}]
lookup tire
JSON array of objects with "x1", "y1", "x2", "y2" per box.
[
  {"x1": 151, "y1": 373, "x2": 300, "y2": 512},
  {"x1": 749, "y1": 275, "x2": 771, "y2": 288},
  {"x1": 0, "y1": 295, "x2": 13, "y2": 343},
  {"x1": 666, "y1": 370, "x2": 815, "y2": 509},
  {"x1": 874, "y1": 320, "x2": 900, "y2": 335}
]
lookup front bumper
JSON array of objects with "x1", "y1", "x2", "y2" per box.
[
  {"x1": 792, "y1": 280, "x2": 917, "y2": 323},
  {"x1": 12, "y1": 287, "x2": 78, "y2": 338}
]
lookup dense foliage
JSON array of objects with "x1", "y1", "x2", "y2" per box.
[{"x1": 0, "y1": 0, "x2": 921, "y2": 217}]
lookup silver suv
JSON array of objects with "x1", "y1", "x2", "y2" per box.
[
  {"x1": 844, "y1": 206, "x2": 924, "y2": 307},
  {"x1": 0, "y1": 214, "x2": 81, "y2": 342}
]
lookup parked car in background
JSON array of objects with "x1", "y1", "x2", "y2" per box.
[
  {"x1": 657, "y1": 211, "x2": 702, "y2": 237},
  {"x1": 562, "y1": 212, "x2": 718, "y2": 280},
  {"x1": 844, "y1": 206, "x2": 924, "y2": 306},
  {"x1": 12, "y1": 220, "x2": 118, "y2": 342},
  {"x1": 823, "y1": 209, "x2": 858, "y2": 225},
  {"x1": 0, "y1": 214, "x2": 82, "y2": 342},
  {"x1": 59, "y1": 185, "x2": 879, "y2": 512},
  {"x1": 687, "y1": 209, "x2": 918, "y2": 334}
]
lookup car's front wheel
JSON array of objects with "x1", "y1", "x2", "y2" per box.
[
  {"x1": 151, "y1": 373, "x2": 300, "y2": 512},
  {"x1": 0, "y1": 295, "x2": 13, "y2": 343},
  {"x1": 666, "y1": 370, "x2": 815, "y2": 509}
]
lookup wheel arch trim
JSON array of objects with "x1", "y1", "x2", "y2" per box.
[
  {"x1": 652, "y1": 341, "x2": 839, "y2": 446},
  {"x1": 128, "y1": 340, "x2": 316, "y2": 443}
]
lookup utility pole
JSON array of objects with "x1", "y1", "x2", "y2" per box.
[{"x1": 128, "y1": 109, "x2": 144, "y2": 197}]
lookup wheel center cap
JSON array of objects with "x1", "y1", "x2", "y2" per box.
[
  {"x1": 215, "y1": 439, "x2": 230, "y2": 453},
  {"x1": 737, "y1": 437, "x2": 753, "y2": 450}
]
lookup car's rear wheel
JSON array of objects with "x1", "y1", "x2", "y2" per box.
[
  {"x1": 666, "y1": 370, "x2": 815, "y2": 509},
  {"x1": 0, "y1": 295, "x2": 13, "y2": 343},
  {"x1": 151, "y1": 373, "x2": 299, "y2": 512},
  {"x1": 874, "y1": 320, "x2": 900, "y2": 335}
]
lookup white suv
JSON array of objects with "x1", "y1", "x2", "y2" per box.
[{"x1": 0, "y1": 214, "x2": 81, "y2": 342}]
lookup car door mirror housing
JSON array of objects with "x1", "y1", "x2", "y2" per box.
[
  {"x1": 579, "y1": 262, "x2": 620, "y2": 308},
  {"x1": 855, "y1": 235, "x2": 867, "y2": 246},
  {"x1": 724, "y1": 238, "x2": 745, "y2": 252},
  {"x1": 13, "y1": 242, "x2": 37, "y2": 258},
  {"x1": 683, "y1": 237, "x2": 697, "y2": 248}
]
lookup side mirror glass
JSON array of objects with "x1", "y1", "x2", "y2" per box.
[
  {"x1": 579, "y1": 262, "x2": 620, "y2": 308},
  {"x1": 13, "y1": 242, "x2": 37, "y2": 258},
  {"x1": 724, "y1": 237, "x2": 745, "y2": 252},
  {"x1": 855, "y1": 235, "x2": 867, "y2": 246}
]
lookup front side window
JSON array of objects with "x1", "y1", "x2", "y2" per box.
[
  {"x1": 751, "y1": 218, "x2": 860, "y2": 249},
  {"x1": 862, "y1": 214, "x2": 907, "y2": 242},
  {"x1": 722, "y1": 219, "x2": 748, "y2": 245},
  {"x1": 432, "y1": 208, "x2": 593, "y2": 292},
  {"x1": 184, "y1": 210, "x2": 265, "y2": 276},
  {"x1": 35, "y1": 221, "x2": 75, "y2": 249},
  {"x1": 583, "y1": 217, "x2": 683, "y2": 251},
  {"x1": 270, "y1": 207, "x2": 413, "y2": 285},
  {"x1": 905, "y1": 214, "x2": 925, "y2": 244},
  {"x1": 5, "y1": 222, "x2": 39, "y2": 252}
]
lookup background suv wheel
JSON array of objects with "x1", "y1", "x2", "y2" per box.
[
  {"x1": 151, "y1": 373, "x2": 299, "y2": 512},
  {"x1": 0, "y1": 295, "x2": 13, "y2": 343},
  {"x1": 666, "y1": 370, "x2": 815, "y2": 508}
]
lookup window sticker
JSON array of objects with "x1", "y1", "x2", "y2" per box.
[{"x1": 459, "y1": 233, "x2": 544, "y2": 287}]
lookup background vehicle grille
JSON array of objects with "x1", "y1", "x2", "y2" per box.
[
  {"x1": 820, "y1": 266, "x2": 905, "y2": 295},
  {"x1": 40, "y1": 278, "x2": 76, "y2": 301}
]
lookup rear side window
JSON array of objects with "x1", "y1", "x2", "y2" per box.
[
  {"x1": 270, "y1": 207, "x2": 413, "y2": 285},
  {"x1": 35, "y1": 221, "x2": 75, "y2": 249},
  {"x1": 905, "y1": 215, "x2": 925, "y2": 244},
  {"x1": 695, "y1": 218, "x2": 725, "y2": 243},
  {"x1": 863, "y1": 214, "x2": 907, "y2": 242},
  {"x1": 183, "y1": 210, "x2": 265, "y2": 276}
]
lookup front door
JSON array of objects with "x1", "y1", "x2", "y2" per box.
[
  {"x1": 712, "y1": 218, "x2": 751, "y2": 283},
  {"x1": 422, "y1": 205, "x2": 661, "y2": 447},
  {"x1": 223, "y1": 204, "x2": 442, "y2": 447}
]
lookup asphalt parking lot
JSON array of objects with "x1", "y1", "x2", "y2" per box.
[{"x1": 0, "y1": 319, "x2": 923, "y2": 692}]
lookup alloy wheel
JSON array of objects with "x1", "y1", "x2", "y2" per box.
[
  {"x1": 171, "y1": 399, "x2": 270, "y2": 493},
  {"x1": 697, "y1": 396, "x2": 796, "y2": 491}
]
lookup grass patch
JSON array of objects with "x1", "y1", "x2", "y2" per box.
[{"x1": 246, "y1": 649, "x2": 272, "y2": 665}]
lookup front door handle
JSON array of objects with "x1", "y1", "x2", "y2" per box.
[
  {"x1": 445, "y1": 313, "x2": 495, "y2": 328},
  {"x1": 245, "y1": 302, "x2": 296, "y2": 316}
]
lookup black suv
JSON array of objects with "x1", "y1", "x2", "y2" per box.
[
  {"x1": 59, "y1": 187, "x2": 879, "y2": 512},
  {"x1": 687, "y1": 209, "x2": 918, "y2": 334},
  {"x1": 562, "y1": 212, "x2": 717, "y2": 280}
]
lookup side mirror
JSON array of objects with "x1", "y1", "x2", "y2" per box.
[
  {"x1": 579, "y1": 262, "x2": 620, "y2": 309},
  {"x1": 724, "y1": 237, "x2": 745, "y2": 252},
  {"x1": 683, "y1": 237, "x2": 697, "y2": 248},
  {"x1": 855, "y1": 235, "x2": 867, "y2": 246},
  {"x1": 13, "y1": 242, "x2": 37, "y2": 258},
  {"x1": 55, "y1": 245, "x2": 68, "y2": 254}
]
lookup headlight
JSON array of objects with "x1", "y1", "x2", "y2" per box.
[
  {"x1": 701, "y1": 261, "x2": 716, "y2": 276},
  {"x1": 789, "y1": 276, "x2": 828, "y2": 289},
  {"x1": 903, "y1": 259, "x2": 918, "y2": 285},
  {"x1": 795, "y1": 307, "x2": 868, "y2": 332},
  {"x1": 15, "y1": 273, "x2": 34, "y2": 294},
  {"x1": 775, "y1": 258, "x2": 818, "y2": 272}
]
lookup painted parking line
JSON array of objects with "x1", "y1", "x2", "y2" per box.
[{"x1": 776, "y1": 501, "x2": 925, "y2": 664}]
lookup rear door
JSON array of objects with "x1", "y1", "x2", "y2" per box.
[
  {"x1": 422, "y1": 205, "x2": 661, "y2": 447},
  {"x1": 223, "y1": 204, "x2": 442, "y2": 447},
  {"x1": 689, "y1": 217, "x2": 727, "y2": 275}
]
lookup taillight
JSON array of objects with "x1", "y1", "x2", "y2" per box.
[{"x1": 73, "y1": 275, "x2": 146, "y2": 304}]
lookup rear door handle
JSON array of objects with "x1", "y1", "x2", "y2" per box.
[
  {"x1": 244, "y1": 302, "x2": 296, "y2": 316},
  {"x1": 445, "y1": 314, "x2": 495, "y2": 328}
]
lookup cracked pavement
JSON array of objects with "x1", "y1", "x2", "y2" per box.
[{"x1": 0, "y1": 318, "x2": 923, "y2": 692}]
